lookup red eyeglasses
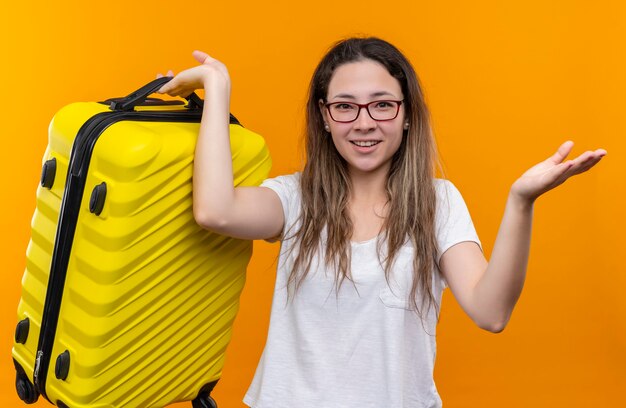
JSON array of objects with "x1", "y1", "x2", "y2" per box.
[{"x1": 325, "y1": 100, "x2": 404, "y2": 123}]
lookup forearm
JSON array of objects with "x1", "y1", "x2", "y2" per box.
[
  {"x1": 444, "y1": 142, "x2": 605, "y2": 332},
  {"x1": 192, "y1": 77, "x2": 235, "y2": 225},
  {"x1": 472, "y1": 191, "x2": 534, "y2": 330}
]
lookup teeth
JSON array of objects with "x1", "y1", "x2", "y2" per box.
[{"x1": 352, "y1": 140, "x2": 380, "y2": 147}]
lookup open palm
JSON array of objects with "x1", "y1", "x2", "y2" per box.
[{"x1": 512, "y1": 141, "x2": 607, "y2": 202}]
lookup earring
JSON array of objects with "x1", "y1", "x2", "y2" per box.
[
  {"x1": 403, "y1": 121, "x2": 410, "y2": 130},
  {"x1": 324, "y1": 123, "x2": 330, "y2": 132}
]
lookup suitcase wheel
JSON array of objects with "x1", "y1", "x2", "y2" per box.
[
  {"x1": 15, "y1": 365, "x2": 39, "y2": 404},
  {"x1": 40, "y1": 158, "x2": 57, "y2": 189},
  {"x1": 192, "y1": 394, "x2": 217, "y2": 408}
]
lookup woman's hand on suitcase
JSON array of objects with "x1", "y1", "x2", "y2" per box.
[{"x1": 157, "y1": 51, "x2": 230, "y2": 98}]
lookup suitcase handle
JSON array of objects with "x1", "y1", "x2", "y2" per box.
[
  {"x1": 109, "y1": 77, "x2": 242, "y2": 125},
  {"x1": 109, "y1": 77, "x2": 203, "y2": 111}
]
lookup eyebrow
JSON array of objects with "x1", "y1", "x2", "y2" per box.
[{"x1": 329, "y1": 91, "x2": 399, "y2": 100}]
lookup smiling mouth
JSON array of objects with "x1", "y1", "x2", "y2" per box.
[{"x1": 351, "y1": 140, "x2": 381, "y2": 147}]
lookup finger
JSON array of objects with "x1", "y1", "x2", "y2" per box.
[
  {"x1": 564, "y1": 148, "x2": 606, "y2": 169},
  {"x1": 157, "y1": 79, "x2": 175, "y2": 94},
  {"x1": 548, "y1": 160, "x2": 575, "y2": 183},
  {"x1": 193, "y1": 50, "x2": 212, "y2": 64},
  {"x1": 548, "y1": 140, "x2": 574, "y2": 165},
  {"x1": 162, "y1": 84, "x2": 188, "y2": 97},
  {"x1": 573, "y1": 150, "x2": 594, "y2": 163},
  {"x1": 166, "y1": 70, "x2": 174, "y2": 77},
  {"x1": 569, "y1": 154, "x2": 605, "y2": 176},
  {"x1": 572, "y1": 150, "x2": 602, "y2": 168},
  {"x1": 539, "y1": 161, "x2": 577, "y2": 190},
  {"x1": 156, "y1": 73, "x2": 164, "y2": 79},
  {"x1": 558, "y1": 151, "x2": 603, "y2": 180},
  {"x1": 576, "y1": 157, "x2": 603, "y2": 174},
  {"x1": 544, "y1": 149, "x2": 606, "y2": 189}
]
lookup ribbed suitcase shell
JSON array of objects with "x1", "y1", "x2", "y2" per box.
[{"x1": 13, "y1": 100, "x2": 271, "y2": 407}]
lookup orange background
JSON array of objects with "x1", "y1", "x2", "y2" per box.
[{"x1": 1, "y1": 1, "x2": 624, "y2": 407}]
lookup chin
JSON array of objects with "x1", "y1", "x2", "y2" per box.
[{"x1": 347, "y1": 161, "x2": 388, "y2": 175}]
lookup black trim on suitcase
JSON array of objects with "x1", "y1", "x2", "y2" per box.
[
  {"x1": 100, "y1": 96, "x2": 186, "y2": 107},
  {"x1": 33, "y1": 108, "x2": 240, "y2": 401}
]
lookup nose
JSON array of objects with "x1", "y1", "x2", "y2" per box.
[{"x1": 353, "y1": 106, "x2": 377, "y2": 131}]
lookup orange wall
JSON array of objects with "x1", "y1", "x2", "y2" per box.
[{"x1": 2, "y1": 1, "x2": 624, "y2": 407}]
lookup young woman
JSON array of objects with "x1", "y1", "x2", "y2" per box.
[{"x1": 158, "y1": 37, "x2": 606, "y2": 407}]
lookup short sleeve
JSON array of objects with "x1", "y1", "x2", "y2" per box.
[
  {"x1": 260, "y1": 173, "x2": 302, "y2": 241},
  {"x1": 434, "y1": 179, "x2": 482, "y2": 268}
]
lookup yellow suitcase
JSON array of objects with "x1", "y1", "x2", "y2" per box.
[{"x1": 12, "y1": 78, "x2": 272, "y2": 408}]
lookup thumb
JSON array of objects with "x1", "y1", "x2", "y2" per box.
[
  {"x1": 548, "y1": 140, "x2": 574, "y2": 165},
  {"x1": 192, "y1": 50, "x2": 211, "y2": 64}
]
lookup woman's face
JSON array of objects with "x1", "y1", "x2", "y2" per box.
[{"x1": 321, "y1": 59, "x2": 406, "y2": 178}]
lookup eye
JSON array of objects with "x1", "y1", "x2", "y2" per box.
[
  {"x1": 372, "y1": 101, "x2": 394, "y2": 109},
  {"x1": 332, "y1": 103, "x2": 356, "y2": 111}
]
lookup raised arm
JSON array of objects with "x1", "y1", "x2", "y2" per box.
[
  {"x1": 158, "y1": 51, "x2": 284, "y2": 240},
  {"x1": 439, "y1": 141, "x2": 607, "y2": 333}
]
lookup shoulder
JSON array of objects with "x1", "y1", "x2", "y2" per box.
[
  {"x1": 260, "y1": 172, "x2": 301, "y2": 193},
  {"x1": 433, "y1": 178, "x2": 459, "y2": 193},
  {"x1": 431, "y1": 178, "x2": 481, "y2": 258},
  {"x1": 432, "y1": 178, "x2": 474, "y2": 233},
  {"x1": 433, "y1": 178, "x2": 465, "y2": 206},
  {"x1": 260, "y1": 172, "x2": 302, "y2": 229}
]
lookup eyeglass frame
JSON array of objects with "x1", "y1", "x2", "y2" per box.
[{"x1": 323, "y1": 99, "x2": 404, "y2": 123}]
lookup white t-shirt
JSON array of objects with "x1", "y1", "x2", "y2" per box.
[{"x1": 243, "y1": 174, "x2": 481, "y2": 408}]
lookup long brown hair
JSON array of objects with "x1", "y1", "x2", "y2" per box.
[{"x1": 287, "y1": 37, "x2": 440, "y2": 318}]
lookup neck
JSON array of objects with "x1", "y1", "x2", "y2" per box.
[
  {"x1": 346, "y1": 165, "x2": 391, "y2": 241},
  {"x1": 348, "y1": 165, "x2": 390, "y2": 206}
]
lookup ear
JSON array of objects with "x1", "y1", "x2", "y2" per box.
[{"x1": 319, "y1": 99, "x2": 330, "y2": 124}]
